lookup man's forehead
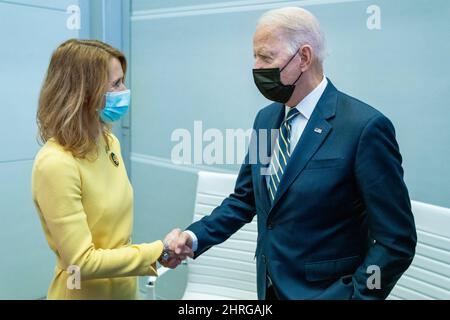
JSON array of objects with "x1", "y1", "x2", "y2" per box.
[{"x1": 254, "y1": 26, "x2": 284, "y2": 48}]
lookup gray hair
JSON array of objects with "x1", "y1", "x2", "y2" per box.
[{"x1": 257, "y1": 7, "x2": 327, "y2": 64}]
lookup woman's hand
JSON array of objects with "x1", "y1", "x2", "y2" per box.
[{"x1": 158, "y1": 228, "x2": 194, "y2": 269}]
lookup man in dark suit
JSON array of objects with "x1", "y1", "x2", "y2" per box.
[{"x1": 171, "y1": 6, "x2": 416, "y2": 299}]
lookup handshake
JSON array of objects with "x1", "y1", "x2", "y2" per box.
[{"x1": 158, "y1": 228, "x2": 195, "y2": 269}]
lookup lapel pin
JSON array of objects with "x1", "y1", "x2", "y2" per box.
[
  {"x1": 110, "y1": 152, "x2": 120, "y2": 167},
  {"x1": 314, "y1": 128, "x2": 323, "y2": 134}
]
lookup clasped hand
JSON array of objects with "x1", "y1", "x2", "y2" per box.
[{"x1": 159, "y1": 228, "x2": 194, "y2": 269}]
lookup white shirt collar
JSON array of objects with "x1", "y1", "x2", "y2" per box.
[{"x1": 285, "y1": 76, "x2": 328, "y2": 120}]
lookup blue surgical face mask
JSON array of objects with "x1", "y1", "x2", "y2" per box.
[{"x1": 100, "y1": 89, "x2": 131, "y2": 122}]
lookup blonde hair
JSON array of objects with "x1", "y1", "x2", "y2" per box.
[{"x1": 37, "y1": 39, "x2": 127, "y2": 158}]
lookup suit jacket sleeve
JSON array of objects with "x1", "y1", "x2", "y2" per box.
[
  {"x1": 352, "y1": 114, "x2": 417, "y2": 299},
  {"x1": 186, "y1": 112, "x2": 261, "y2": 257}
]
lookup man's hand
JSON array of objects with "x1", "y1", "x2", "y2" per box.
[
  {"x1": 173, "y1": 231, "x2": 193, "y2": 255},
  {"x1": 158, "y1": 228, "x2": 194, "y2": 269}
]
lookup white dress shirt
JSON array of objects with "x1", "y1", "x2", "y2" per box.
[
  {"x1": 264, "y1": 76, "x2": 328, "y2": 188},
  {"x1": 285, "y1": 76, "x2": 328, "y2": 153},
  {"x1": 186, "y1": 76, "x2": 328, "y2": 252}
]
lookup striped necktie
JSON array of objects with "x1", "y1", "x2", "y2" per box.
[{"x1": 267, "y1": 107, "x2": 300, "y2": 203}]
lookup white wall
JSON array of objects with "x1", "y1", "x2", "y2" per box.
[
  {"x1": 0, "y1": 0, "x2": 87, "y2": 299},
  {"x1": 128, "y1": 0, "x2": 450, "y2": 299}
]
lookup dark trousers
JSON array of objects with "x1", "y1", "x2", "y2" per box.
[{"x1": 265, "y1": 284, "x2": 279, "y2": 300}]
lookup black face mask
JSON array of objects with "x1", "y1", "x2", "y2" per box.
[{"x1": 252, "y1": 49, "x2": 303, "y2": 104}]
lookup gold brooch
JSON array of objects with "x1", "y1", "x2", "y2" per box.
[{"x1": 110, "y1": 152, "x2": 120, "y2": 167}]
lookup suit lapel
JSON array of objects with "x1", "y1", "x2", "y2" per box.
[
  {"x1": 255, "y1": 104, "x2": 285, "y2": 214},
  {"x1": 269, "y1": 80, "x2": 338, "y2": 212}
]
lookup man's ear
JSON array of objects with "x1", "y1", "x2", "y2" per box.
[{"x1": 299, "y1": 45, "x2": 313, "y2": 71}]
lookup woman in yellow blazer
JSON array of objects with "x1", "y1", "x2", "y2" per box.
[{"x1": 32, "y1": 39, "x2": 191, "y2": 299}]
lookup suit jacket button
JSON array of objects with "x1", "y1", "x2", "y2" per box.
[
  {"x1": 267, "y1": 222, "x2": 274, "y2": 230},
  {"x1": 262, "y1": 255, "x2": 266, "y2": 263}
]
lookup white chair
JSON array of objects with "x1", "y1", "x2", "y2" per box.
[
  {"x1": 144, "y1": 172, "x2": 450, "y2": 300},
  {"x1": 388, "y1": 200, "x2": 450, "y2": 299},
  {"x1": 145, "y1": 170, "x2": 258, "y2": 300}
]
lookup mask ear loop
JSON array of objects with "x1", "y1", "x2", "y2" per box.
[
  {"x1": 292, "y1": 69, "x2": 303, "y2": 86},
  {"x1": 280, "y1": 47, "x2": 301, "y2": 72},
  {"x1": 280, "y1": 47, "x2": 304, "y2": 85}
]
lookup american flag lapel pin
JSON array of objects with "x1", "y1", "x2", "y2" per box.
[{"x1": 314, "y1": 128, "x2": 323, "y2": 134}]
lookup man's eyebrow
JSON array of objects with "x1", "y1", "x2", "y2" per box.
[
  {"x1": 254, "y1": 49, "x2": 268, "y2": 57},
  {"x1": 259, "y1": 49, "x2": 274, "y2": 57}
]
